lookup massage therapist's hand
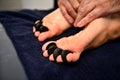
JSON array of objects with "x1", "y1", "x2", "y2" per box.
[
  {"x1": 58, "y1": 0, "x2": 80, "y2": 24},
  {"x1": 74, "y1": 0, "x2": 120, "y2": 27},
  {"x1": 58, "y1": 0, "x2": 120, "y2": 27}
]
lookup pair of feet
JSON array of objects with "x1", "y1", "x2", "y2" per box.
[{"x1": 33, "y1": 9, "x2": 120, "y2": 63}]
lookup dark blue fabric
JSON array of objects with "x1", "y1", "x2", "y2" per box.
[{"x1": 0, "y1": 9, "x2": 120, "y2": 80}]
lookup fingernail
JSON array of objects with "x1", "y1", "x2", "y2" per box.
[
  {"x1": 77, "y1": 21, "x2": 84, "y2": 27},
  {"x1": 73, "y1": 23, "x2": 77, "y2": 27},
  {"x1": 73, "y1": 21, "x2": 78, "y2": 27}
]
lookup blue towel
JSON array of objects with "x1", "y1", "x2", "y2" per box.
[{"x1": 0, "y1": 9, "x2": 120, "y2": 80}]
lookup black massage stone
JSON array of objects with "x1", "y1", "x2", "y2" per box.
[
  {"x1": 47, "y1": 45, "x2": 57, "y2": 55},
  {"x1": 46, "y1": 43, "x2": 57, "y2": 55},
  {"x1": 39, "y1": 25, "x2": 48, "y2": 32},
  {"x1": 34, "y1": 21, "x2": 42, "y2": 31},
  {"x1": 53, "y1": 48, "x2": 62, "y2": 61},
  {"x1": 46, "y1": 43, "x2": 56, "y2": 50},
  {"x1": 34, "y1": 21, "x2": 48, "y2": 32},
  {"x1": 61, "y1": 50, "x2": 71, "y2": 63}
]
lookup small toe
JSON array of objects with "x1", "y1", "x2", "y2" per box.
[
  {"x1": 33, "y1": 27, "x2": 36, "y2": 32},
  {"x1": 56, "y1": 53, "x2": 73, "y2": 63},
  {"x1": 56, "y1": 52, "x2": 80, "y2": 63},
  {"x1": 34, "y1": 31, "x2": 40, "y2": 37},
  {"x1": 49, "y1": 54, "x2": 54, "y2": 61},
  {"x1": 43, "y1": 51, "x2": 49, "y2": 57},
  {"x1": 56, "y1": 55, "x2": 63, "y2": 63}
]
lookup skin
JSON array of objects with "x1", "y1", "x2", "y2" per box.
[
  {"x1": 33, "y1": 9, "x2": 71, "y2": 41},
  {"x1": 33, "y1": 8, "x2": 120, "y2": 63},
  {"x1": 58, "y1": 0, "x2": 120, "y2": 27},
  {"x1": 42, "y1": 12, "x2": 120, "y2": 63}
]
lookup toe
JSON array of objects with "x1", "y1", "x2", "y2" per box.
[
  {"x1": 49, "y1": 54, "x2": 54, "y2": 61},
  {"x1": 65, "y1": 53, "x2": 73, "y2": 62},
  {"x1": 69, "y1": 52, "x2": 80, "y2": 62},
  {"x1": 33, "y1": 26, "x2": 40, "y2": 37},
  {"x1": 33, "y1": 20, "x2": 40, "y2": 33},
  {"x1": 42, "y1": 41, "x2": 81, "y2": 63},
  {"x1": 43, "y1": 51, "x2": 49, "y2": 57},
  {"x1": 33, "y1": 27, "x2": 35, "y2": 32},
  {"x1": 37, "y1": 32, "x2": 51, "y2": 41},
  {"x1": 56, "y1": 55, "x2": 63, "y2": 63},
  {"x1": 34, "y1": 31, "x2": 40, "y2": 37}
]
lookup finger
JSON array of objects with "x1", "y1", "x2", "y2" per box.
[
  {"x1": 76, "y1": 7, "x2": 105, "y2": 27},
  {"x1": 59, "y1": 5, "x2": 74, "y2": 23},
  {"x1": 78, "y1": 0, "x2": 81, "y2": 3},
  {"x1": 69, "y1": 0, "x2": 80, "y2": 11},
  {"x1": 67, "y1": 7, "x2": 77, "y2": 20},
  {"x1": 63, "y1": 1, "x2": 77, "y2": 19},
  {"x1": 74, "y1": 4, "x2": 95, "y2": 27},
  {"x1": 58, "y1": 0, "x2": 77, "y2": 23}
]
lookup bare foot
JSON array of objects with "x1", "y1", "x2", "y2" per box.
[
  {"x1": 42, "y1": 14, "x2": 120, "y2": 63},
  {"x1": 33, "y1": 8, "x2": 71, "y2": 41}
]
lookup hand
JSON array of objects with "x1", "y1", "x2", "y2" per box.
[
  {"x1": 58, "y1": 0, "x2": 80, "y2": 24},
  {"x1": 74, "y1": 0, "x2": 120, "y2": 27}
]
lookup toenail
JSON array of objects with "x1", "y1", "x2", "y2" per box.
[
  {"x1": 53, "y1": 48, "x2": 62, "y2": 61},
  {"x1": 34, "y1": 21, "x2": 48, "y2": 32},
  {"x1": 46, "y1": 43, "x2": 57, "y2": 55},
  {"x1": 61, "y1": 50, "x2": 71, "y2": 63}
]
